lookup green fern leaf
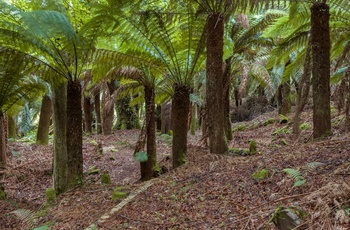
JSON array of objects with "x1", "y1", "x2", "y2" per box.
[
  {"x1": 292, "y1": 179, "x2": 306, "y2": 189},
  {"x1": 134, "y1": 151, "x2": 148, "y2": 163},
  {"x1": 283, "y1": 168, "x2": 303, "y2": 181}
]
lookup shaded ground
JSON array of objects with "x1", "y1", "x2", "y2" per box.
[{"x1": 1, "y1": 109, "x2": 350, "y2": 229}]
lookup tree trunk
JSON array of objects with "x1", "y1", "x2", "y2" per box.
[
  {"x1": 223, "y1": 58, "x2": 233, "y2": 141},
  {"x1": 293, "y1": 45, "x2": 311, "y2": 135},
  {"x1": 141, "y1": 85, "x2": 157, "y2": 180},
  {"x1": 161, "y1": 101, "x2": 172, "y2": 134},
  {"x1": 52, "y1": 82, "x2": 68, "y2": 194},
  {"x1": 0, "y1": 113, "x2": 7, "y2": 169},
  {"x1": 206, "y1": 13, "x2": 228, "y2": 154},
  {"x1": 279, "y1": 80, "x2": 291, "y2": 115},
  {"x1": 172, "y1": 84, "x2": 190, "y2": 168},
  {"x1": 102, "y1": 82, "x2": 115, "y2": 135},
  {"x1": 83, "y1": 96, "x2": 93, "y2": 134},
  {"x1": 36, "y1": 95, "x2": 52, "y2": 145},
  {"x1": 66, "y1": 80, "x2": 83, "y2": 187},
  {"x1": 311, "y1": 2, "x2": 331, "y2": 138},
  {"x1": 7, "y1": 115, "x2": 16, "y2": 140},
  {"x1": 115, "y1": 95, "x2": 140, "y2": 130},
  {"x1": 94, "y1": 92, "x2": 102, "y2": 134}
]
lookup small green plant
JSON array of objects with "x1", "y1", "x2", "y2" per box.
[
  {"x1": 134, "y1": 151, "x2": 148, "y2": 162},
  {"x1": 159, "y1": 134, "x2": 173, "y2": 144},
  {"x1": 233, "y1": 124, "x2": 247, "y2": 132},
  {"x1": 228, "y1": 147, "x2": 249, "y2": 156},
  {"x1": 272, "y1": 125, "x2": 291, "y2": 136},
  {"x1": 45, "y1": 188, "x2": 56, "y2": 204},
  {"x1": 252, "y1": 169, "x2": 269, "y2": 180},
  {"x1": 282, "y1": 162, "x2": 325, "y2": 189},
  {"x1": 249, "y1": 140, "x2": 257, "y2": 155},
  {"x1": 112, "y1": 186, "x2": 129, "y2": 201},
  {"x1": 279, "y1": 114, "x2": 289, "y2": 124},
  {"x1": 87, "y1": 166, "x2": 101, "y2": 175},
  {"x1": 263, "y1": 118, "x2": 275, "y2": 126},
  {"x1": 101, "y1": 173, "x2": 111, "y2": 184},
  {"x1": 299, "y1": 122, "x2": 311, "y2": 130}
]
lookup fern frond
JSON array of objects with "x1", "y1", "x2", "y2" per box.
[{"x1": 10, "y1": 208, "x2": 36, "y2": 229}]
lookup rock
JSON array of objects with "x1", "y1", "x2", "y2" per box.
[{"x1": 272, "y1": 207, "x2": 306, "y2": 230}]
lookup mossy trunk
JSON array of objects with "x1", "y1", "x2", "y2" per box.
[
  {"x1": 66, "y1": 80, "x2": 83, "y2": 187},
  {"x1": 172, "y1": 84, "x2": 190, "y2": 168},
  {"x1": 115, "y1": 95, "x2": 140, "y2": 130},
  {"x1": 7, "y1": 115, "x2": 16, "y2": 140},
  {"x1": 0, "y1": 113, "x2": 7, "y2": 169},
  {"x1": 190, "y1": 104, "x2": 198, "y2": 135},
  {"x1": 52, "y1": 82, "x2": 68, "y2": 194},
  {"x1": 83, "y1": 96, "x2": 93, "y2": 134},
  {"x1": 278, "y1": 81, "x2": 291, "y2": 115},
  {"x1": 141, "y1": 85, "x2": 156, "y2": 180},
  {"x1": 311, "y1": 2, "x2": 331, "y2": 138},
  {"x1": 161, "y1": 102, "x2": 172, "y2": 134},
  {"x1": 94, "y1": 92, "x2": 102, "y2": 134},
  {"x1": 36, "y1": 95, "x2": 52, "y2": 145},
  {"x1": 206, "y1": 13, "x2": 228, "y2": 154}
]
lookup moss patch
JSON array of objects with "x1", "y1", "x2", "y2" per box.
[{"x1": 252, "y1": 169, "x2": 269, "y2": 180}]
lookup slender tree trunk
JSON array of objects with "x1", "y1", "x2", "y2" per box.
[
  {"x1": 7, "y1": 116, "x2": 16, "y2": 140},
  {"x1": 83, "y1": 96, "x2": 93, "y2": 134},
  {"x1": 141, "y1": 85, "x2": 156, "y2": 180},
  {"x1": 102, "y1": 82, "x2": 115, "y2": 135},
  {"x1": 172, "y1": 84, "x2": 190, "y2": 168},
  {"x1": 94, "y1": 92, "x2": 102, "y2": 134},
  {"x1": 115, "y1": 96, "x2": 140, "y2": 130},
  {"x1": 280, "y1": 80, "x2": 291, "y2": 115},
  {"x1": 66, "y1": 80, "x2": 83, "y2": 187},
  {"x1": 206, "y1": 13, "x2": 228, "y2": 154},
  {"x1": 0, "y1": 113, "x2": 7, "y2": 169},
  {"x1": 293, "y1": 45, "x2": 311, "y2": 135},
  {"x1": 36, "y1": 95, "x2": 52, "y2": 145},
  {"x1": 52, "y1": 82, "x2": 68, "y2": 194},
  {"x1": 190, "y1": 104, "x2": 198, "y2": 135},
  {"x1": 223, "y1": 58, "x2": 232, "y2": 141},
  {"x1": 311, "y1": 2, "x2": 331, "y2": 138}
]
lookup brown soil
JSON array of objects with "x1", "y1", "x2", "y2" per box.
[{"x1": 1, "y1": 110, "x2": 350, "y2": 229}]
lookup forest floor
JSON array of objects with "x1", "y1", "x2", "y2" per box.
[{"x1": 1, "y1": 108, "x2": 350, "y2": 229}]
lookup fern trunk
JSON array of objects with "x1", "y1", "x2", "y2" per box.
[
  {"x1": 94, "y1": 92, "x2": 102, "y2": 134},
  {"x1": 206, "y1": 13, "x2": 228, "y2": 154},
  {"x1": 36, "y1": 95, "x2": 52, "y2": 145},
  {"x1": 7, "y1": 115, "x2": 16, "y2": 140},
  {"x1": 66, "y1": 80, "x2": 83, "y2": 187},
  {"x1": 311, "y1": 2, "x2": 331, "y2": 138},
  {"x1": 141, "y1": 85, "x2": 157, "y2": 180},
  {"x1": 172, "y1": 84, "x2": 190, "y2": 168},
  {"x1": 83, "y1": 96, "x2": 93, "y2": 134},
  {"x1": 102, "y1": 82, "x2": 115, "y2": 135},
  {"x1": 0, "y1": 113, "x2": 7, "y2": 168},
  {"x1": 224, "y1": 58, "x2": 233, "y2": 141},
  {"x1": 52, "y1": 82, "x2": 68, "y2": 194}
]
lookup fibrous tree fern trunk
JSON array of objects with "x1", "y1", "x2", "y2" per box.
[
  {"x1": 94, "y1": 92, "x2": 102, "y2": 134},
  {"x1": 83, "y1": 96, "x2": 93, "y2": 134},
  {"x1": 52, "y1": 82, "x2": 68, "y2": 194},
  {"x1": 311, "y1": 2, "x2": 331, "y2": 138},
  {"x1": 66, "y1": 80, "x2": 83, "y2": 187},
  {"x1": 7, "y1": 116, "x2": 16, "y2": 140},
  {"x1": 223, "y1": 58, "x2": 233, "y2": 141},
  {"x1": 141, "y1": 85, "x2": 156, "y2": 180},
  {"x1": 293, "y1": 44, "x2": 311, "y2": 135},
  {"x1": 172, "y1": 84, "x2": 190, "y2": 168},
  {"x1": 0, "y1": 113, "x2": 7, "y2": 168},
  {"x1": 102, "y1": 82, "x2": 115, "y2": 135},
  {"x1": 36, "y1": 95, "x2": 52, "y2": 145},
  {"x1": 206, "y1": 13, "x2": 228, "y2": 154}
]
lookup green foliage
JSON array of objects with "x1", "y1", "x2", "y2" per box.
[
  {"x1": 159, "y1": 133, "x2": 173, "y2": 144},
  {"x1": 101, "y1": 173, "x2": 111, "y2": 184},
  {"x1": 272, "y1": 125, "x2": 291, "y2": 136},
  {"x1": 228, "y1": 147, "x2": 250, "y2": 156},
  {"x1": 279, "y1": 114, "x2": 289, "y2": 124},
  {"x1": 87, "y1": 166, "x2": 101, "y2": 175},
  {"x1": 233, "y1": 124, "x2": 246, "y2": 132},
  {"x1": 134, "y1": 151, "x2": 148, "y2": 163},
  {"x1": 45, "y1": 188, "x2": 56, "y2": 204},
  {"x1": 249, "y1": 140, "x2": 257, "y2": 155},
  {"x1": 34, "y1": 225, "x2": 50, "y2": 230},
  {"x1": 283, "y1": 168, "x2": 306, "y2": 189},
  {"x1": 299, "y1": 122, "x2": 311, "y2": 130},
  {"x1": 112, "y1": 186, "x2": 129, "y2": 201},
  {"x1": 0, "y1": 184, "x2": 7, "y2": 200},
  {"x1": 252, "y1": 169, "x2": 269, "y2": 180},
  {"x1": 263, "y1": 118, "x2": 275, "y2": 126}
]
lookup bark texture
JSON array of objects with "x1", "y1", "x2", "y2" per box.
[
  {"x1": 94, "y1": 92, "x2": 102, "y2": 134},
  {"x1": 141, "y1": 85, "x2": 156, "y2": 180},
  {"x1": 7, "y1": 116, "x2": 16, "y2": 140},
  {"x1": 83, "y1": 96, "x2": 93, "y2": 134},
  {"x1": 66, "y1": 80, "x2": 83, "y2": 187},
  {"x1": 206, "y1": 13, "x2": 228, "y2": 154},
  {"x1": 102, "y1": 82, "x2": 115, "y2": 135},
  {"x1": 311, "y1": 2, "x2": 331, "y2": 138},
  {"x1": 52, "y1": 82, "x2": 68, "y2": 194},
  {"x1": 0, "y1": 113, "x2": 7, "y2": 169},
  {"x1": 172, "y1": 84, "x2": 190, "y2": 168},
  {"x1": 36, "y1": 95, "x2": 52, "y2": 145}
]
